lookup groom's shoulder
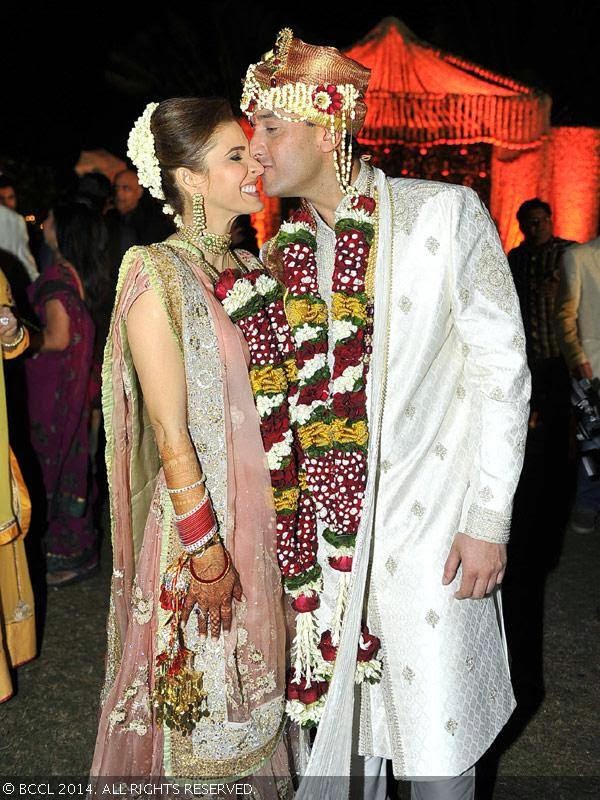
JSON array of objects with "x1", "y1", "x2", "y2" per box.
[
  {"x1": 379, "y1": 173, "x2": 482, "y2": 232},
  {"x1": 384, "y1": 173, "x2": 474, "y2": 207}
]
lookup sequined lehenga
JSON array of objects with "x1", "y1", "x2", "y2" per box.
[{"x1": 91, "y1": 241, "x2": 291, "y2": 790}]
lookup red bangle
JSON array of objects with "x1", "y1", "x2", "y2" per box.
[
  {"x1": 189, "y1": 549, "x2": 231, "y2": 584},
  {"x1": 176, "y1": 502, "x2": 217, "y2": 546}
]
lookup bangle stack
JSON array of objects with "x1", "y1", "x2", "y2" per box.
[{"x1": 172, "y1": 487, "x2": 219, "y2": 555}]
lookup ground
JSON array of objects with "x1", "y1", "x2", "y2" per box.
[{"x1": 1, "y1": 514, "x2": 599, "y2": 799}]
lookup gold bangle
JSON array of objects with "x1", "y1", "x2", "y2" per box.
[{"x1": 2, "y1": 326, "x2": 24, "y2": 349}]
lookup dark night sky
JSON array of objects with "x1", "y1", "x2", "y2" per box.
[{"x1": 1, "y1": 0, "x2": 599, "y2": 172}]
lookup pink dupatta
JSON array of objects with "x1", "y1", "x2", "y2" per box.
[{"x1": 91, "y1": 244, "x2": 289, "y2": 783}]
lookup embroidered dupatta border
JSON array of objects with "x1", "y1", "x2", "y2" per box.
[{"x1": 100, "y1": 244, "x2": 183, "y2": 703}]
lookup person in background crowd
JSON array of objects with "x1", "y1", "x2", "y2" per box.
[
  {"x1": 0, "y1": 176, "x2": 18, "y2": 211},
  {"x1": 107, "y1": 168, "x2": 175, "y2": 246},
  {"x1": 25, "y1": 202, "x2": 111, "y2": 587},
  {"x1": 555, "y1": 235, "x2": 600, "y2": 533},
  {"x1": 0, "y1": 203, "x2": 38, "y2": 283},
  {"x1": 507, "y1": 199, "x2": 575, "y2": 433},
  {"x1": 0, "y1": 275, "x2": 35, "y2": 703},
  {"x1": 75, "y1": 172, "x2": 136, "y2": 282}
]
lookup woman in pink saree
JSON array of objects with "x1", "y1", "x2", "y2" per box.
[{"x1": 92, "y1": 98, "x2": 290, "y2": 788}]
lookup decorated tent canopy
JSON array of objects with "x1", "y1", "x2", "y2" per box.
[
  {"x1": 345, "y1": 18, "x2": 552, "y2": 150},
  {"x1": 343, "y1": 17, "x2": 599, "y2": 249}
]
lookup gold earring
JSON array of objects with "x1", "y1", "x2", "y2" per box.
[{"x1": 192, "y1": 193, "x2": 206, "y2": 238}]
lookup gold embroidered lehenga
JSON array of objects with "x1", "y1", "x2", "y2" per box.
[
  {"x1": 0, "y1": 268, "x2": 35, "y2": 703},
  {"x1": 91, "y1": 241, "x2": 290, "y2": 786}
]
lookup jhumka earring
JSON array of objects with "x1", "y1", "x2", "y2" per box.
[
  {"x1": 179, "y1": 192, "x2": 231, "y2": 256},
  {"x1": 192, "y1": 193, "x2": 206, "y2": 238}
]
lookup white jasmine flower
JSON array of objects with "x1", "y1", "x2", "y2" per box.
[
  {"x1": 331, "y1": 319, "x2": 358, "y2": 343},
  {"x1": 294, "y1": 323, "x2": 323, "y2": 345},
  {"x1": 332, "y1": 364, "x2": 363, "y2": 395},
  {"x1": 266, "y1": 430, "x2": 293, "y2": 471},
  {"x1": 127, "y1": 102, "x2": 164, "y2": 201},
  {"x1": 298, "y1": 353, "x2": 327, "y2": 384},
  {"x1": 280, "y1": 220, "x2": 314, "y2": 237},
  {"x1": 255, "y1": 274, "x2": 278, "y2": 296},
  {"x1": 291, "y1": 400, "x2": 328, "y2": 427},
  {"x1": 256, "y1": 393, "x2": 285, "y2": 418},
  {"x1": 222, "y1": 279, "x2": 255, "y2": 315}
]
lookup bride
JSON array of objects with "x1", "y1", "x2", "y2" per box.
[{"x1": 92, "y1": 97, "x2": 291, "y2": 786}]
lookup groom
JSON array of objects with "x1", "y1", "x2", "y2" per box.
[{"x1": 243, "y1": 30, "x2": 530, "y2": 799}]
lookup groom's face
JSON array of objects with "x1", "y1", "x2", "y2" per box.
[{"x1": 249, "y1": 110, "x2": 325, "y2": 198}]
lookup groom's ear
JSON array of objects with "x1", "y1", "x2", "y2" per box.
[{"x1": 318, "y1": 126, "x2": 342, "y2": 154}]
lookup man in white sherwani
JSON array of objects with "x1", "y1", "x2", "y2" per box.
[{"x1": 243, "y1": 30, "x2": 530, "y2": 800}]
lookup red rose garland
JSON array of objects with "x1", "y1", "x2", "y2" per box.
[{"x1": 215, "y1": 192, "x2": 383, "y2": 727}]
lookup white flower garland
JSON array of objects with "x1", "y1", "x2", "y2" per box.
[
  {"x1": 331, "y1": 363, "x2": 364, "y2": 395},
  {"x1": 127, "y1": 103, "x2": 163, "y2": 202},
  {"x1": 297, "y1": 352, "x2": 327, "y2": 383},
  {"x1": 256, "y1": 393, "x2": 285, "y2": 418},
  {"x1": 222, "y1": 279, "x2": 255, "y2": 316}
]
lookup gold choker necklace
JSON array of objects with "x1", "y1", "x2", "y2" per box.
[{"x1": 178, "y1": 228, "x2": 232, "y2": 256}]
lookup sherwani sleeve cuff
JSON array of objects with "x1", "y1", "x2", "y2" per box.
[{"x1": 464, "y1": 503, "x2": 511, "y2": 544}]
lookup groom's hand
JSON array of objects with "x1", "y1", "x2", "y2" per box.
[{"x1": 442, "y1": 532, "x2": 506, "y2": 599}]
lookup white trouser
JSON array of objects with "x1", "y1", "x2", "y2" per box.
[{"x1": 359, "y1": 757, "x2": 476, "y2": 800}]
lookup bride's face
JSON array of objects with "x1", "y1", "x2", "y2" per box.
[{"x1": 201, "y1": 120, "x2": 264, "y2": 219}]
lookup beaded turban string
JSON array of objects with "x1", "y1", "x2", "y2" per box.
[{"x1": 241, "y1": 28, "x2": 371, "y2": 194}]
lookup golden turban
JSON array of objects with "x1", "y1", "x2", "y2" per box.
[{"x1": 241, "y1": 28, "x2": 371, "y2": 136}]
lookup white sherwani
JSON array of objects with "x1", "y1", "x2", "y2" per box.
[{"x1": 297, "y1": 166, "x2": 530, "y2": 788}]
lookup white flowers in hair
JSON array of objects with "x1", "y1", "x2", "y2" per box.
[{"x1": 127, "y1": 102, "x2": 173, "y2": 215}]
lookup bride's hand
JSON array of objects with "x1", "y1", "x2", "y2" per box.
[{"x1": 180, "y1": 544, "x2": 243, "y2": 639}]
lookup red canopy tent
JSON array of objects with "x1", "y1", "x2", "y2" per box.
[
  {"x1": 345, "y1": 17, "x2": 599, "y2": 249},
  {"x1": 346, "y1": 17, "x2": 550, "y2": 152}
]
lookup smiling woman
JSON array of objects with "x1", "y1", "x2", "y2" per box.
[{"x1": 91, "y1": 98, "x2": 291, "y2": 788}]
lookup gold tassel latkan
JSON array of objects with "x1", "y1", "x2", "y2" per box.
[{"x1": 152, "y1": 665, "x2": 208, "y2": 736}]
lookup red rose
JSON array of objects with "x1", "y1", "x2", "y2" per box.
[
  {"x1": 292, "y1": 592, "x2": 320, "y2": 613},
  {"x1": 298, "y1": 379, "x2": 329, "y2": 407},
  {"x1": 214, "y1": 269, "x2": 238, "y2": 301},
  {"x1": 290, "y1": 209, "x2": 314, "y2": 228},
  {"x1": 329, "y1": 555, "x2": 353, "y2": 572},
  {"x1": 244, "y1": 268, "x2": 264, "y2": 284},
  {"x1": 351, "y1": 195, "x2": 376, "y2": 215},
  {"x1": 332, "y1": 334, "x2": 365, "y2": 380},
  {"x1": 298, "y1": 680, "x2": 329, "y2": 705},
  {"x1": 297, "y1": 339, "x2": 328, "y2": 368},
  {"x1": 261, "y1": 404, "x2": 288, "y2": 438},
  {"x1": 271, "y1": 460, "x2": 297, "y2": 489},
  {"x1": 332, "y1": 388, "x2": 367, "y2": 420},
  {"x1": 286, "y1": 674, "x2": 303, "y2": 700},
  {"x1": 318, "y1": 630, "x2": 338, "y2": 663},
  {"x1": 357, "y1": 625, "x2": 381, "y2": 662},
  {"x1": 287, "y1": 671, "x2": 329, "y2": 704}
]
